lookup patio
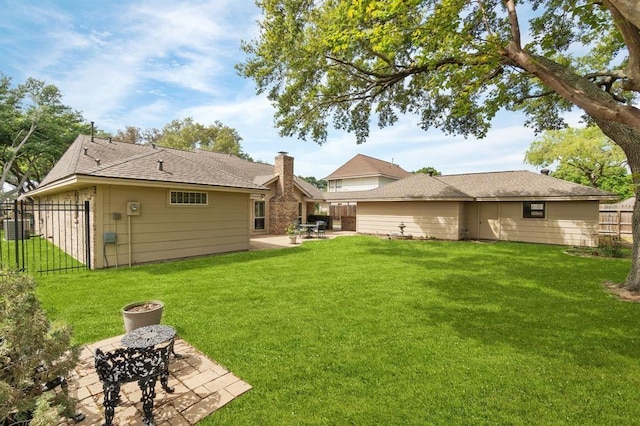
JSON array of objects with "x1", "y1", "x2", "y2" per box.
[{"x1": 58, "y1": 335, "x2": 252, "y2": 425}]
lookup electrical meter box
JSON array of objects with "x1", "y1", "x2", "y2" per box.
[
  {"x1": 104, "y1": 232, "x2": 117, "y2": 244},
  {"x1": 127, "y1": 202, "x2": 141, "y2": 216}
]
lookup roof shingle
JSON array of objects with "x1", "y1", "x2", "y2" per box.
[{"x1": 324, "y1": 154, "x2": 412, "y2": 180}]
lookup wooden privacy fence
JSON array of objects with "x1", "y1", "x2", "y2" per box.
[
  {"x1": 600, "y1": 200, "x2": 633, "y2": 240},
  {"x1": 329, "y1": 203, "x2": 357, "y2": 231}
]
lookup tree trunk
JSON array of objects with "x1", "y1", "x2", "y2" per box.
[
  {"x1": 502, "y1": 43, "x2": 640, "y2": 290},
  {"x1": 594, "y1": 118, "x2": 640, "y2": 291}
]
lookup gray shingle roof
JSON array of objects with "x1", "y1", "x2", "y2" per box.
[
  {"x1": 436, "y1": 170, "x2": 617, "y2": 200},
  {"x1": 34, "y1": 135, "x2": 327, "y2": 200},
  {"x1": 323, "y1": 170, "x2": 618, "y2": 202},
  {"x1": 324, "y1": 154, "x2": 412, "y2": 180},
  {"x1": 35, "y1": 138, "x2": 617, "y2": 203},
  {"x1": 36, "y1": 135, "x2": 267, "y2": 192},
  {"x1": 324, "y1": 173, "x2": 472, "y2": 201}
]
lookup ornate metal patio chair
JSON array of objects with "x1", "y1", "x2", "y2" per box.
[{"x1": 94, "y1": 344, "x2": 174, "y2": 426}]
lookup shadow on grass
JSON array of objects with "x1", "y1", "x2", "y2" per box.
[{"x1": 363, "y1": 239, "x2": 637, "y2": 367}]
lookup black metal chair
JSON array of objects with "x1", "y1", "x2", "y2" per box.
[
  {"x1": 315, "y1": 221, "x2": 326, "y2": 238},
  {"x1": 94, "y1": 345, "x2": 174, "y2": 426}
]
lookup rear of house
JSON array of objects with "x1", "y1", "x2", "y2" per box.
[
  {"x1": 328, "y1": 171, "x2": 617, "y2": 247},
  {"x1": 27, "y1": 135, "x2": 323, "y2": 269}
]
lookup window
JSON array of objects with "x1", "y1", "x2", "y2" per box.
[
  {"x1": 523, "y1": 201, "x2": 545, "y2": 219},
  {"x1": 336, "y1": 179, "x2": 342, "y2": 189},
  {"x1": 170, "y1": 191, "x2": 208, "y2": 205},
  {"x1": 298, "y1": 202, "x2": 303, "y2": 223},
  {"x1": 254, "y1": 201, "x2": 266, "y2": 230}
]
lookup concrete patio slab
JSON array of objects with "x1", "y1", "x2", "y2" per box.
[{"x1": 59, "y1": 335, "x2": 251, "y2": 425}]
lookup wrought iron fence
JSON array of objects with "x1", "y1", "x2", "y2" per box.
[{"x1": 0, "y1": 200, "x2": 91, "y2": 274}]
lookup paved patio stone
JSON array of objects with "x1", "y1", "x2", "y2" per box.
[{"x1": 59, "y1": 335, "x2": 251, "y2": 425}]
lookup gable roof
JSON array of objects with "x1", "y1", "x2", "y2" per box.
[
  {"x1": 29, "y1": 135, "x2": 322, "y2": 198},
  {"x1": 435, "y1": 170, "x2": 617, "y2": 200},
  {"x1": 323, "y1": 173, "x2": 472, "y2": 201},
  {"x1": 323, "y1": 170, "x2": 618, "y2": 202},
  {"x1": 324, "y1": 154, "x2": 412, "y2": 180}
]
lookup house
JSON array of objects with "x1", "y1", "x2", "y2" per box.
[
  {"x1": 324, "y1": 154, "x2": 412, "y2": 192},
  {"x1": 324, "y1": 170, "x2": 618, "y2": 247},
  {"x1": 27, "y1": 135, "x2": 323, "y2": 268}
]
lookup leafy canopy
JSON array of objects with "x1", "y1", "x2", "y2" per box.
[
  {"x1": 414, "y1": 166, "x2": 441, "y2": 176},
  {"x1": 114, "y1": 118, "x2": 254, "y2": 160},
  {"x1": 238, "y1": 1, "x2": 636, "y2": 144},
  {"x1": 524, "y1": 126, "x2": 633, "y2": 198},
  {"x1": 0, "y1": 73, "x2": 91, "y2": 200}
]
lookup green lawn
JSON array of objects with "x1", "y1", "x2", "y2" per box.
[{"x1": 35, "y1": 236, "x2": 639, "y2": 424}]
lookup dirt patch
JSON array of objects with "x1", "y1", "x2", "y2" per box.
[
  {"x1": 125, "y1": 302, "x2": 162, "y2": 312},
  {"x1": 604, "y1": 282, "x2": 640, "y2": 302}
]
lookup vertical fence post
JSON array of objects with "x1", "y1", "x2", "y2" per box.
[
  {"x1": 12, "y1": 200, "x2": 19, "y2": 270},
  {"x1": 85, "y1": 200, "x2": 91, "y2": 270},
  {"x1": 617, "y1": 209, "x2": 622, "y2": 239}
]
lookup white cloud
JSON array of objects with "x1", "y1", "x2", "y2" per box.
[{"x1": 0, "y1": 0, "x2": 547, "y2": 179}]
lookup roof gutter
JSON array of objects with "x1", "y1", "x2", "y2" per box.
[{"x1": 27, "y1": 175, "x2": 270, "y2": 198}]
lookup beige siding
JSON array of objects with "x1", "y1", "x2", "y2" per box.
[
  {"x1": 357, "y1": 201, "x2": 463, "y2": 239},
  {"x1": 496, "y1": 201, "x2": 599, "y2": 247},
  {"x1": 357, "y1": 200, "x2": 599, "y2": 246},
  {"x1": 95, "y1": 185, "x2": 250, "y2": 268},
  {"x1": 340, "y1": 176, "x2": 381, "y2": 192},
  {"x1": 34, "y1": 187, "x2": 97, "y2": 267},
  {"x1": 462, "y1": 202, "x2": 478, "y2": 240}
]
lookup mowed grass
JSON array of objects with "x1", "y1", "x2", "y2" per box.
[{"x1": 35, "y1": 236, "x2": 639, "y2": 424}]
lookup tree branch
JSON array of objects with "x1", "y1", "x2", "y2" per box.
[
  {"x1": 504, "y1": 0, "x2": 522, "y2": 50},
  {"x1": 1, "y1": 122, "x2": 37, "y2": 194},
  {"x1": 602, "y1": 0, "x2": 640, "y2": 92}
]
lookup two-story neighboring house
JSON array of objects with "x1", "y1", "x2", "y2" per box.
[
  {"x1": 325, "y1": 154, "x2": 412, "y2": 192},
  {"x1": 324, "y1": 154, "x2": 412, "y2": 229}
]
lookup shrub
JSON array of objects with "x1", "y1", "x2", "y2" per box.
[{"x1": 0, "y1": 271, "x2": 79, "y2": 425}]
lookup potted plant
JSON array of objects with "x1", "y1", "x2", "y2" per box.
[
  {"x1": 121, "y1": 300, "x2": 164, "y2": 332},
  {"x1": 285, "y1": 222, "x2": 299, "y2": 244}
]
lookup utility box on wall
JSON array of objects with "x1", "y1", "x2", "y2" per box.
[{"x1": 127, "y1": 202, "x2": 141, "y2": 216}]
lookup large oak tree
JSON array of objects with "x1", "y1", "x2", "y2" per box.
[
  {"x1": 239, "y1": 0, "x2": 640, "y2": 290},
  {"x1": 0, "y1": 74, "x2": 90, "y2": 200}
]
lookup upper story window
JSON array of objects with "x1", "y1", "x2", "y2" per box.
[
  {"x1": 336, "y1": 179, "x2": 342, "y2": 189},
  {"x1": 170, "y1": 191, "x2": 208, "y2": 205},
  {"x1": 523, "y1": 201, "x2": 545, "y2": 219}
]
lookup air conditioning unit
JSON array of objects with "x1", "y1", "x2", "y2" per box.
[{"x1": 3, "y1": 220, "x2": 31, "y2": 241}]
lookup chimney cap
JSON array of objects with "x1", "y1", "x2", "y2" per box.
[{"x1": 277, "y1": 151, "x2": 288, "y2": 155}]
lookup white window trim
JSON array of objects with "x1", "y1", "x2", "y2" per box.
[{"x1": 169, "y1": 190, "x2": 209, "y2": 206}]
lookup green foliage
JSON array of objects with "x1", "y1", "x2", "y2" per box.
[
  {"x1": 284, "y1": 222, "x2": 298, "y2": 235},
  {"x1": 115, "y1": 118, "x2": 254, "y2": 160},
  {"x1": 524, "y1": 126, "x2": 634, "y2": 198},
  {"x1": 300, "y1": 176, "x2": 327, "y2": 190},
  {"x1": 0, "y1": 73, "x2": 91, "y2": 200},
  {"x1": 239, "y1": 1, "x2": 634, "y2": 144},
  {"x1": 0, "y1": 271, "x2": 78, "y2": 424},
  {"x1": 413, "y1": 166, "x2": 441, "y2": 175}
]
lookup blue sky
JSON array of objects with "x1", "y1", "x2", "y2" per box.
[{"x1": 0, "y1": 0, "x2": 571, "y2": 179}]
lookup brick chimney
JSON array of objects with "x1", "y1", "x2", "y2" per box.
[
  {"x1": 269, "y1": 152, "x2": 299, "y2": 234},
  {"x1": 274, "y1": 152, "x2": 295, "y2": 200}
]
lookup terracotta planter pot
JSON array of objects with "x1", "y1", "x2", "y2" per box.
[{"x1": 121, "y1": 300, "x2": 164, "y2": 332}]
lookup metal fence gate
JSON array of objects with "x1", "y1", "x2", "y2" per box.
[{"x1": 0, "y1": 200, "x2": 91, "y2": 274}]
